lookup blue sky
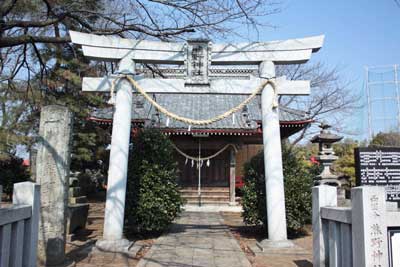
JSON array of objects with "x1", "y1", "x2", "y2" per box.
[{"x1": 236, "y1": 0, "x2": 400, "y2": 140}]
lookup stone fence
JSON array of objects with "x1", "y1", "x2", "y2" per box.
[
  {"x1": 0, "y1": 182, "x2": 40, "y2": 267},
  {"x1": 313, "y1": 185, "x2": 400, "y2": 267}
]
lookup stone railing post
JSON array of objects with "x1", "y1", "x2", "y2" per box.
[
  {"x1": 351, "y1": 186, "x2": 388, "y2": 267},
  {"x1": 13, "y1": 182, "x2": 41, "y2": 267},
  {"x1": 312, "y1": 185, "x2": 337, "y2": 267}
]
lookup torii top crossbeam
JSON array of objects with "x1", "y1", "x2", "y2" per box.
[
  {"x1": 70, "y1": 31, "x2": 323, "y2": 64},
  {"x1": 70, "y1": 31, "x2": 324, "y2": 95}
]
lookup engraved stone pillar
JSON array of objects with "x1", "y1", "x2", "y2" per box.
[
  {"x1": 258, "y1": 61, "x2": 291, "y2": 247},
  {"x1": 229, "y1": 147, "x2": 236, "y2": 204},
  {"x1": 36, "y1": 105, "x2": 73, "y2": 266},
  {"x1": 351, "y1": 186, "x2": 388, "y2": 267}
]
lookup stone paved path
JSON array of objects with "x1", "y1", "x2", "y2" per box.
[{"x1": 137, "y1": 212, "x2": 252, "y2": 267}]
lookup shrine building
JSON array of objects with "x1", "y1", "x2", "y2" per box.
[{"x1": 90, "y1": 86, "x2": 312, "y2": 205}]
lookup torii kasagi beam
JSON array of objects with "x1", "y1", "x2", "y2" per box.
[{"x1": 70, "y1": 31, "x2": 324, "y2": 249}]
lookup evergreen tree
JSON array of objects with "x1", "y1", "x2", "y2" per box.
[
  {"x1": 0, "y1": 0, "x2": 111, "y2": 172},
  {"x1": 370, "y1": 131, "x2": 400, "y2": 147},
  {"x1": 125, "y1": 128, "x2": 183, "y2": 233},
  {"x1": 0, "y1": 155, "x2": 29, "y2": 198},
  {"x1": 241, "y1": 143, "x2": 318, "y2": 236}
]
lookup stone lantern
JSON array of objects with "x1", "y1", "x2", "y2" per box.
[{"x1": 311, "y1": 123, "x2": 343, "y2": 186}]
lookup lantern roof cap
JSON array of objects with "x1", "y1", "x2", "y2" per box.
[{"x1": 311, "y1": 123, "x2": 343, "y2": 144}]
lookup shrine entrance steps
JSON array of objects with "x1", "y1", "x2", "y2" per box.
[
  {"x1": 137, "y1": 212, "x2": 251, "y2": 267},
  {"x1": 180, "y1": 187, "x2": 230, "y2": 205}
]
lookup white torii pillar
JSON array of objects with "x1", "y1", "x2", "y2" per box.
[
  {"x1": 97, "y1": 58, "x2": 135, "y2": 250},
  {"x1": 259, "y1": 61, "x2": 292, "y2": 247}
]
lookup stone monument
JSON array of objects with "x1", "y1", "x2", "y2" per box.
[
  {"x1": 36, "y1": 105, "x2": 73, "y2": 266},
  {"x1": 29, "y1": 148, "x2": 37, "y2": 182},
  {"x1": 66, "y1": 177, "x2": 89, "y2": 240}
]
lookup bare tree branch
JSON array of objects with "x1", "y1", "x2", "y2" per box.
[
  {"x1": 0, "y1": 0, "x2": 280, "y2": 156},
  {"x1": 277, "y1": 63, "x2": 362, "y2": 145}
]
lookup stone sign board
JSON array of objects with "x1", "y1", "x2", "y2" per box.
[{"x1": 355, "y1": 147, "x2": 400, "y2": 201}]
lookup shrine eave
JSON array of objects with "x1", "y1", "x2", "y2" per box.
[{"x1": 89, "y1": 117, "x2": 313, "y2": 137}]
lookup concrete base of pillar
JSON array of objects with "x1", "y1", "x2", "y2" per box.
[
  {"x1": 256, "y1": 239, "x2": 295, "y2": 251},
  {"x1": 96, "y1": 239, "x2": 133, "y2": 253}
]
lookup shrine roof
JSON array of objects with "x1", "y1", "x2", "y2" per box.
[{"x1": 90, "y1": 94, "x2": 311, "y2": 131}]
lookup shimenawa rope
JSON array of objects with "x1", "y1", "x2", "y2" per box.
[
  {"x1": 171, "y1": 142, "x2": 237, "y2": 162},
  {"x1": 108, "y1": 75, "x2": 278, "y2": 126}
]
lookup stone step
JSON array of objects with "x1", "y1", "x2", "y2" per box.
[
  {"x1": 180, "y1": 187, "x2": 231, "y2": 204},
  {"x1": 185, "y1": 200, "x2": 231, "y2": 205},
  {"x1": 180, "y1": 191, "x2": 230, "y2": 197},
  {"x1": 69, "y1": 196, "x2": 88, "y2": 204},
  {"x1": 180, "y1": 187, "x2": 229, "y2": 192},
  {"x1": 180, "y1": 188, "x2": 230, "y2": 197},
  {"x1": 69, "y1": 187, "x2": 81, "y2": 197},
  {"x1": 183, "y1": 195, "x2": 230, "y2": 201}
]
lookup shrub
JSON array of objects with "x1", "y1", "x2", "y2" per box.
[
  {"x1": 241, "y1": 143, "x2": 316, "y2": 236},
  {"x1": 0, "y1": 155, "x2": 30, "y2": 199},
  {"x1": 125, "y1": 129, "x2": 183, "y2": 233},
  {"x1": 241, "y1": 152, "x2": 266, "y2": 226}
]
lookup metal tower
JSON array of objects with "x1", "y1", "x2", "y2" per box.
[{"x1": 366, "y1": 64, "x2": 400, "y2": 140}]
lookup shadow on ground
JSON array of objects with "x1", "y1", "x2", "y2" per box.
[{"x1": 294, "y1": 260, "x2": 313, "y2": 267}]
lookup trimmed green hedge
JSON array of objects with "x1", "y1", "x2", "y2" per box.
[
  {"x1": 241, "y1": 143, "x2": 319, "y2": 236},
  {"x1": 125, "y1": 129, "x2": 183, "y2": 233},
  {"x1": 0, "y1": 156, "x2": 30, "y2": 199}
]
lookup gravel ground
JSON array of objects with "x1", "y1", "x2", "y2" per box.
[
  {"x1": 220, "y1": 212, "x2": 313, "y2": 267},
  {"x1": 65, "y1": 201, "x2": 156, "y2": 267}
]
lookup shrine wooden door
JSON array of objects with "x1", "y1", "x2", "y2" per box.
[{"x1": 176, "y1": 149, "x2": 229, "y2": 187}]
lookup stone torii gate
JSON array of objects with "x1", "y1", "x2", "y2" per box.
[{"x1": 70, "y1": 31, "x2": 324, "y2": 250}]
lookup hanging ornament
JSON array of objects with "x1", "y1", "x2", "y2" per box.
[
  {"x1": 185, "y1": 158, "x2": 188, "y2": 165},
  {"x1": 191, "y1": 160, "x2": 194, "y2": 167},
  {"x1": 166, "y1": 117, "x2": 170, "y2": 127},
  {"x1": 200, "y1": 160, "x2": 204, "y2": 167},
  {"x1": 232, "y1": 114, "x2": 235, "y2": 125},
  {"x1": 188, "y1": 125, "x2": 192, "y2": 132},
  {"x1": 207, "y1": 159, "x2": 210, "y2": 167}
]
